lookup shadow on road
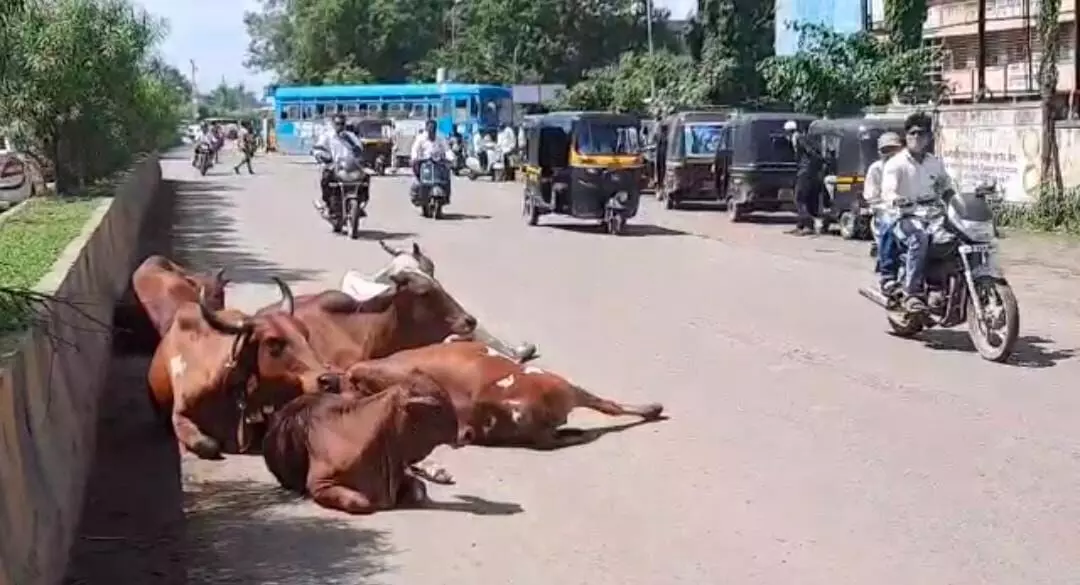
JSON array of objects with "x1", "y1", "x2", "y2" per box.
[
  {"x1": 184, "y1": 479, "x2": 394, "y2": 584},
  {"x1": 438, "y1": 212, "x2": 492, "y2": 221},
  {"x1": 422, "y1": 494, "x2": 524, "y2": 515},
  {"x1": 917, "y1": 330, "x2": 1076, "y2": 368},
  {"x1": 546, "y1": 222, "x2": 689, "y2": 237},
  {"x1": 169, "y1": 179, "x2": 323, "y2": 284},
  {"x1": 63, "y1": 356, "x2": 187, "y2": 585}
]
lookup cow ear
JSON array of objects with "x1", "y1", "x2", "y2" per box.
[{"x1": 412, "y1": 242, "x2": 422, "y2": 256}]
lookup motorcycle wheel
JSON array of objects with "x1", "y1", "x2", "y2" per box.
[
  {"x1": 966, "y1": 277, "x2": 1020, "y2": 363},
  {"x1": 426, "y1": 199, "x2": 443, "y2": 219},
  {"x1": 839, "y1": 211, "x2": 858, "y2": 240},
  {"x1": 346, "y1": 199, "x2": 361, "y2": 239}
]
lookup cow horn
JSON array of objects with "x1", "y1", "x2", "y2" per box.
[
  {"x1": 272, "y1": 277, "x2": 294, "y2": 315},
  {"x1": 198, "y1": 295, "x2": 248, "y2": 336},
  {"x1": 378, "y1": 240, "x2": 402, "y2": 257},
  {"x1": 213, "y1": 267, "x2": 228, "y2": 286}
]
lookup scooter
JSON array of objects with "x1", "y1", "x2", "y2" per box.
[
  {"x1": 465, "y1": 142, "x2": 502, "y2": 181},
  {"x1": 412, "y1": 158, "x2": 452, "y2": 219}
]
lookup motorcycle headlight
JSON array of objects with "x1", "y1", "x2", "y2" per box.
[{"x1": 338, "y1": 170, "x2": 362, "y2": 182}]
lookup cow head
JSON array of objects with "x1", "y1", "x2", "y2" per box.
[
  {"x1": 198, "y1": 278, "x2": 343, "y2": 403},
  {"x1": 374, "y1": 240, "x2": 435, "y2": 280},
  {"x1": 387, "y1": 269, "x2": 476, "y2": 344}
]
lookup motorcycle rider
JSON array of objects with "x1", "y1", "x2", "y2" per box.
[
  {"x1": 191, "y1": 122, "x2": 214, "y2": 167},
  {"x1": 879, "y1": 111, "x2": 954, "y2": 313},
  {"x1": 410, "y1": 118, "x2": 449, "y2": 199},
  {"x1": 313, "y1": 113, "x2": 364, "y2": 216},
  {"x1": 862, "y1": 131, "x2": 904, "y2": 291}
]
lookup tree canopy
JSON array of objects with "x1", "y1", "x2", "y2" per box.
[{"x1": 0, "y1": 0, "x2": 189, "y2": 192}]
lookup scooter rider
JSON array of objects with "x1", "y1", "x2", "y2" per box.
[
  {"x1": 313, "y1": 113, "x2": 364, "y2": 215},
  {"x1": 879, "y1": 112, "x2": 954, "y2": 313},
  {"x1": 410, "y1": 119, "x2": 449, "y2": 198},
  {"x1": 191, "y1": 122, "x2": 214, "y2": 167},
  {"x1": 497, "y1": 123, "x2": 517, "y2": 166}
]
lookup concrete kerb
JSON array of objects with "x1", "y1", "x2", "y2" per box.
[{"x1": 0, "y1": 154, "x2": 164, "y2": 585}]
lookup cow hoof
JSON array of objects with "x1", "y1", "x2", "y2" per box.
[
  {"x1": 640, "y1": 403, "x2": 665, "y2": 420},
  {"x1": 189, "y1": 437, "x2": 223, "y2": 460},
  {"x1": 429, "y1": 467, "x2": 455, "y2": 485}
]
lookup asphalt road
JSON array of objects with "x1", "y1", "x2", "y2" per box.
[{"x1": 170, "y1": 150, "x2": 1080, "y2": 585}]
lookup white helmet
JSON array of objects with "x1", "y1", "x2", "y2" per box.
[{"x1": 783, "y1": 120, "x2": 798, "y2": 132}]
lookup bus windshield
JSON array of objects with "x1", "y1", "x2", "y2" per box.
[
  {"x1": 577, "y1": 123, "x2": 641, "y2": 155},
  {"x1": 480, "y1": 95, "x2": 513, "y2": 126}
]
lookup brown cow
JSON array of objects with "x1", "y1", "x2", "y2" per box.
[
  {"x1": 345, "y1": 341, "x2": 665, "y2": 449},
  {"x1": 148, "y1": 278, "x2": 344, "y2": 460},
  {"x1": 268, "y1": 269, "x2": 478, "y2": 370},
  {"x1": 262, "y1": 370, "x2": 470, "y2": 515},
  {"x1": 127, "y1": 255, "x2": 228, "y2": 348}
]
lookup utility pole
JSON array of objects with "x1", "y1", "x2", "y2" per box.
[{"x1": 189, "y1": 59, "x2": 199, "y2": 120}]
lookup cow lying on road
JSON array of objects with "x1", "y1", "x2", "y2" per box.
[
  {"x1": 274, "y1": 268, "x2": 479, "y2": 369},
  {"x1": 366, "y1": 240, "x2": 538, "y2": 363},
  {"x1": 148, "y1": 278, "x2": 343, "y2": 460},
  {"x1": 263, "y1": 370, "x2": 469, "y2": 515},
  {"x1": 345, "y1": 341, "x2": 665, "y2": 449},
  {"x1": 127, "y1": 254, "x2": 228, "y2": 350}
]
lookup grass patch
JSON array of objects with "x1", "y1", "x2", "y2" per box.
[
  {"x1": 993, "y1": 186, "x2": 1080, "y2": 236},
  {"x1": 0, "y1": 196, "x2": 104, "y2": 333}
]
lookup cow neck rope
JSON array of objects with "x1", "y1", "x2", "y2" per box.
[{"x1": 224, "y1": 329, "x2": 259, "y2": 453}]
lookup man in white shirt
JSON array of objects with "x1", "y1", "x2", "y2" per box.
[
  {"x1": 313, "y1": 113, "x2": 364, "y2": 212},
  {"x1": 864, "y1": 131, "x2": 902, "y2": 270},
  {"x1": 409, "y1": 119, "x2": 449, "y2": 201},
  {"x1": 191, "y1": 122, "x2": 214, "y2": 167},
  {"x1": 878, "y1": 112, "x2": 954, "y2": 311}
]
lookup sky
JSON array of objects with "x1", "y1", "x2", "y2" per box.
[{"x1": 134, "y1": 0, "x2": 698, "y2": 97}]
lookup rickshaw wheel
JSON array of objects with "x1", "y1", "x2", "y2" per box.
[
  {"x1": 665, "y1": 196, "x2": 678, "y2": 210},
  {"x1": 838, "y1": 211, "x2": 858, "y2": 240}
]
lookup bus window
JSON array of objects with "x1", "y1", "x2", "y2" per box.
[
  {"x1": 344, "y1": 103, "x2": 360, "y2": 114},
  {"x1": 301, "y1": 104, "x2": 315, "y2": 120},
  {"x1": 497, "y1": 96, "x2": 513, "y2": 125},
  {"x1": 480, "y1": 96, "x2": 499, "y2": 125},
  {"x1": 387, "y1": 103, "x2": 406, "y2": 119},
  {"x1": 280, "y1": 105, "x2": 298, "y2": 120},
  {"x1": 367, "y1": 103, "x2": 380, "y2": 117},
  {"x1": 410, "y1": 103, "x2": 426, "y2": 119},
  {"x1": 315, "y1": 103, "x2": 326, "y2": 117},
  {"x1": 470, "y1": 95, "x2": 479, "y2": 117},
  {"x1": 454, "y1": 99, "x2": 468, "y2": 122}
]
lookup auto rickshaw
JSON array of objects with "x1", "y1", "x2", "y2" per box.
[
  {"x1": 347, "y1": 117, "x2": 394, "y2": 175},
  {"x1": 520, "y1": 111, "x2": 643, "y2": 235},
  {"x1": 806, "y1": 117, "x2": 905, "y2": 239},
  {"x1": 718, "y1": 112, "x2": 817, "y2": 222},
  {"x1": 656, "y1": 110, "x2": 733, "y2": 209}
]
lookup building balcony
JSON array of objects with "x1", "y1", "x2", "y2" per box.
[
  {"x1": 940, "y1": 62, "x2": 1077, "y2": 100},
  {"x1": 923, "y1": 0, "x2": 1075, "y2": 38}
]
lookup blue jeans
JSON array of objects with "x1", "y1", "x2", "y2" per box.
[
  {"x1": 893, "y1": 217, "x2": 930, "y2": 296},
  {"x1": 875, "y1": 215, "x2": 899, "y2": 282}
]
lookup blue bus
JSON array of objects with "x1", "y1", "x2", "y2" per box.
[{"x1": 272, "y1": 83, "x2": 513, "y2": 154}]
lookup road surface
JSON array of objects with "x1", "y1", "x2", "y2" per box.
[{"x1": 164, "y1": 151, "x2": 1080, "y2": 584}]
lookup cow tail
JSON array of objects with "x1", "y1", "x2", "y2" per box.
[{"x1": 569, "y1": 384, "x2": 663, "y2": 419}]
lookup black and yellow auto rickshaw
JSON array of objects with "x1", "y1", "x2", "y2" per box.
[
  {"x1": 347, "y1": 117, "x2": 394, "y2": 175},
  {"x1": 806, "y1": 117, "x2": 905, "y2": 239},
  {"x1": 717, "y1": 112, "x2": 817, "y2": 222},
  {"x1": 520, "y1": 111, "x2": 644, "y2": 235},
  {"x1": 657, "y1": 110, "x2": 733, "y2": 210}
]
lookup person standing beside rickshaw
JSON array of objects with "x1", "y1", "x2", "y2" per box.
[
  {"x1": 784, "y1": 120, "x2": 826, "y2": 236},
  {"x1": 862, "y1": 131, "x2": 903, "y2": 291}
]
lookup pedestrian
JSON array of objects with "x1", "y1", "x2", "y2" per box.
[
  {"x1": 784, "y1": 120, "x2": 826, "y2": 236},
  {"x1": 234, "y1": 121, "x2": 256, "y2": 175}
]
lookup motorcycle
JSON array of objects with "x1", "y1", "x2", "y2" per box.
[
  {"x1": 194, "y1": 143, "x2": 213, "y2": 176},
  {"x1": 857, "y1": 182, "x2": 1019, "y2": 362},
  {"x1": 412, "y1": 158, "x2": 451, "y2": 219},
  {"x1": 314, "y1": 151, "x2": 372, "y2": 239}
]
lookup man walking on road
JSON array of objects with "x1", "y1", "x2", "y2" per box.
[
  {"x1": 233, "y1": 121, "x2": 256, "y2": 175},
  {"x1": 784, "y1": 120, "x2": 826, "y2": 236}
]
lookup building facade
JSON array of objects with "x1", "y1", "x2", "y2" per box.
[
  {"x1": 775, "y1": 0, "x2": 868, "y2": 54},
  {"x1": 871, "y1": 0, "x2": 1079, "y2": 102}
]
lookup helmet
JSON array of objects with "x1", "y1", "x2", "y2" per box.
[
  {"x1": 877, "y1": 132, "x2": 902, "y2": 151},
  {"x1": 783, "y1": 120, "x2": 798, "y2": 132}
]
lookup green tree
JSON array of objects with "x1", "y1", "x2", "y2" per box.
[
  {"x1": 1037, "y1": 0, "x2": 1063, "y2": 194},
  {"x1": 0, "y1": 0, "x2": 187, "y2": 192},
  {"x1": 759, "y1": 23, "x2": 942, "y2": 115},
  {"x1": 556, "y1": 50, "x2": 712, "y2": 114},
  {"x1": 243, "y1": 0, "x2": 449, "y2": 84},
  {"x1": 200, "y1": 81, "x2": 262, "y2": 117},
  {"x1": 692, "y1": 0, "x2": 774, "y2": 103},
  {"x1": 884, "y1": 0, "x2": 928, "y2": 52}
]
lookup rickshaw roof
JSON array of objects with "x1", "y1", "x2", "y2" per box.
[
  {"x1": 534, "y1": 111, "x2": 641, "y2": 128},
  {"x1": 808, "y1": 117, "x2": 903, "y2": 136},
  {"x1": 729, "y1": 112, "x2": 817, "y2": 124},
  {"x1": 666, "y1": 110, "x2": 735, "y2": 125}
]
